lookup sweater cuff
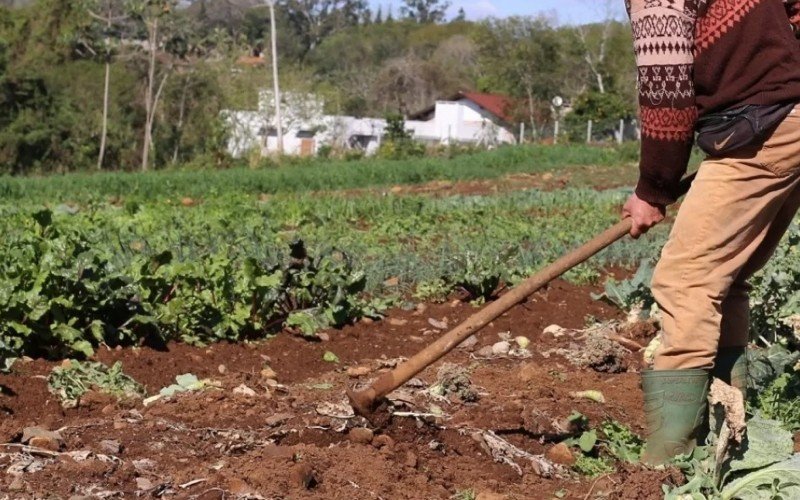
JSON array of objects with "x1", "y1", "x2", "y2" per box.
[{"x1": 635, "y1": 175, "x2": 678, "y2": 206}]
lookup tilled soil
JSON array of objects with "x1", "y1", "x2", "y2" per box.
[{"x1": 0, "y1": 279, "x2": 681, "y2": 499}]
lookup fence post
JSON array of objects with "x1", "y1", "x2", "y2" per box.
[
  {"x1": 520, "y1": 123, "x2": 525, "y2": 144},
  {"x1": 586, "y1": 120, "x2": 593, "y2": 144},
  {"x1": 553, "y1": 119, "x2": 560, "y2": 145},
  {"x1": 618, "y1": 119, "x2": 624, "y2": 145}
]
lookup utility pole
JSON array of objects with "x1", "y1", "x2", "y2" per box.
[{"x1": 266, "y1": 0, "x2": 283, "y2": 156}]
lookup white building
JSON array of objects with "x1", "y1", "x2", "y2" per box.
[
  {"x1": 405, "y1": 91, "x2": 518, "y2": 147},
  {"x1": 222, "y1": 90, "x2": 519, "y2": 158}
]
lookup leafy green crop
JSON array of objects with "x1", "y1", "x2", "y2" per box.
[
  {"x1": 47, "y1": 360, "x2": 145, "y2": 407},
  {"x1": 564, "y1": 419, "x2": 644, "y2": 477},
  {"x1": 573, "y1": 455, "x2": 614, "y2": 477},
  {"x1": 593, "y1": 259, "x2": 655, "y2": 313},
  {"x1": 0, "y1": 183, "x2": 669, "y2": 360}
]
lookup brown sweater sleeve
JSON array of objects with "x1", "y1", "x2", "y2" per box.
[{"x1": 628, "y1": 1, "x2": 699, "y2": 205}]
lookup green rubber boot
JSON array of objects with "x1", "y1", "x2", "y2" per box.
[
  {"x1": 641, "y1": 369, "x2": 710, "y2": 465},
  {"x1": 711, "y1": 347, "x2": 748, "y2": 394}
]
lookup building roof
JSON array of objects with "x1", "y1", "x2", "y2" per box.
[{"x1": 408, "y1": 91, "x2": 517, "y2": 123}]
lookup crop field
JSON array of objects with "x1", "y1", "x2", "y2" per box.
[{"x1": 1, "y1": 146, "x2": 799, "y2": 499}]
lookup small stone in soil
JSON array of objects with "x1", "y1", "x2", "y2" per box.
[
  {"x1": 100, "y1": 439, "x2": 121, "y2": 455},
  {"x1": 233, "y1": 384, "x2": 257, "y2": 397},
  {"x1": 543, "y1": 324, "x2": 568, "y2": 337},
  {"x1": 459, "y1": 335, "x2": 479, "y2": 349},
  {"x1": 317, "y1": 332, "x2": 330, "y2": 341},
  {"x1": 260, "y1": 367, "x2": 278, "y2": 380},
  {"x1": 476, "y1": 345, "x2": 495, "y2": 357},
  {"x1": 264, "y1": 413, "x2": 293, "y2": 427},
  {"x1": 428, "y1": 318, "x2": 448, "y2": 329},
  {"x1": 492, "y1": 341, "x2": 511, "y2": 355},
  {"x1": 346, "y1": 366, "x2": 372, "y2": 378},
  {"x1": 389, "y1": 318, "x2": 408, "y2": 327},
  {"x1": 348, "y1": 427, "x2": 374, "y2": 445},
  {"x1": 136, "y1": 477, "x2": 154, "y2": 491},
  {"x1": 218, "y1": 364, "x2": 228, "y2": 375}
]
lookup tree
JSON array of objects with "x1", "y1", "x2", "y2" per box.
[
  {"x1": 575, "y1": 1, "x2": 615, "y2": 94},
  {"x1": 129, "y1": 0, "x2": 177, "y2": 171},
  {"x1": 475, "y1": 16, "x2": 562, "y2": 137},
  {"x1": 279, "y1": 0, "x2": 367, "y2": 57},
  {"x1": 401, "y1": 0, "x2": 450, "y2": 24},
  {"x1": 84, "y1": 0, "x2": 128, "y2": 170}
]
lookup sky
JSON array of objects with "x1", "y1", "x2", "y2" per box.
[{"x1": 373, "y1": 0, "x2": 625, "y2": 25}]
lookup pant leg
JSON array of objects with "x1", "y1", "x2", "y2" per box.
[
  {"x1": 719, "y1": 185, "x2": 800, "y2": 348},
  {"x1": 652, "y1": 106, "x2": 800, "y2": 370}
]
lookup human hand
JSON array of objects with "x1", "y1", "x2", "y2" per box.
[{"x1": 622, "y1": 193, "x2": 666, "y2": 239}]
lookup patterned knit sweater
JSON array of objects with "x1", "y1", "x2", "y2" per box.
[{"x1": 627, "y1": 0, "x2": 800, "y2": 205}]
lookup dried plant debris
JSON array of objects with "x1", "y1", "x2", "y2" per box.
[{"x1": 429, "y1": 363, "x2": 479, "y2": 403}]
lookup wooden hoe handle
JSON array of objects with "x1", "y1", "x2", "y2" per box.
[{"x1": 347, "y1": 173, "x2": 696, "y2": 417}]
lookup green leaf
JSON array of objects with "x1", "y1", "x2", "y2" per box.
[
  {"x1": 322, "y1": 351, "x2": 340, "y2": 363},
  {"x1": 70, "y1": 340, "x2": 94, "y2": 357},
  {"x1": 579, "y1": 430, "x2": 597, "y2": 453},
  {"x1": 728, "y1": 416, "x2": 794, "y2": 474},
  {"x1": 175, "y1": 373, "x2": 199, "y2": 388},
  {"x1": 286, "y1": 311, "x2": 324, "y2": 337},
  {"x1": 721, "y1": 455, "x2": 800, "y2": 500}
]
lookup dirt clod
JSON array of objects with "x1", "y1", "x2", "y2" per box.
[
  {"x1": 349, "y1": 427, "x2": 374, "y2": 445},
  {"x1": 564, "y1": 331, "x2": 630, "y2": 373},
  {"x1": 260, "y1": 367, "x2": 278, "y2": 380},
  {"x1": 372, "y1": 434, "x2": 395, "y2": 450},
  {"x1": 291, "y1": 463, "x2": 318, "y2": 489},
  {"x1": 9, "y1": 477, "x2": 24, "y2": 491},
  {"x1": 545, "y1": 442, "x2": 575, "y2": 466},
  {"x1": 29, "y1": 435, "x2": 59, "y2": 451},
  {"x1": 404, "y1": 451, "x2": 419, "y2": 468},
  {"x1": 476, "y1": 492, "x2": 506, "y2": 500}
]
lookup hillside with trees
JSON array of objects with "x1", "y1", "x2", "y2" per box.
[{"x1": 0, "y1": 0, "x2": 638, "y2": 174}]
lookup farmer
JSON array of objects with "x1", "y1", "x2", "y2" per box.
[{"x1": 622, "y1": 0, "x2": 800, "y2": 464}]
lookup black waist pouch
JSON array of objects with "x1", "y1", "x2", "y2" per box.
[{"x1": 696, "y1": 102, "x2": 795, "y2": 156}]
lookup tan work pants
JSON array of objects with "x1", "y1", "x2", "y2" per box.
[{"x1": 652, "y1": 104, "x2": 800, "y2": 370}]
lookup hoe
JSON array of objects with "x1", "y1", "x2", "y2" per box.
[{"x1": 347, "y1": 173, "x2": 696, "y2": 421}]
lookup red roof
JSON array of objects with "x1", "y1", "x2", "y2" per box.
[
  {"x1": 408, "y1": 91, "x2": 517, "y2": 123},
  {"x1": 459, "y1": 92, "x2": 515, "y2": 122}
]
